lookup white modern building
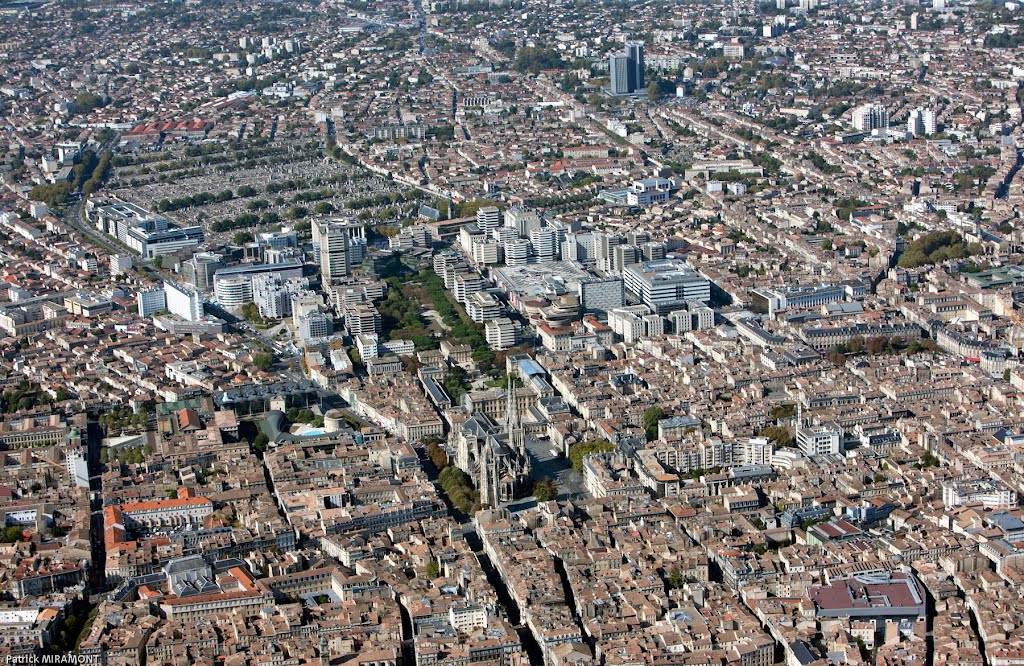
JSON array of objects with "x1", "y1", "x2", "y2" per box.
[
  {"x1": 137, "y1": 287, "x2": 167, "y2": 316},
  {"x1": 503, "y1": 238, "x2": 531, "y2": 266},
  {"x1": 110, "y1": 254, "x2": 133, "y2": 276},
  {"x1": 529, "y1": 227, "x2": 559, "y2": 262},
  {"x1": 476, "y1": 206, "x2": 502, "y2": 238},
  {"x1": 212, "y1": 261, "x2": 303, "y2": 308},
  {"x1": 797, "y1": 424, "x2": 843, "y2": 457},
  {"x1": 623, "y1": 259, "x2": 711, "y2": 314},
  {"x1": 471, "y1": 239, "x2": 503, "y2": 267},
  {"x1": 298, "y1": 311, "x2": 333, "y2": 341},
  {"x1": 608, "y1": 306, "x2": 649, "y2": 343},
  {"x1": 907, "y1": 107, "x2": 937, "y2": 137},
  {"x1": 253, "y1": 275, "x2": 311, "y2": 319},
  {"x1": 505, "y1": 207, "x2": 541, "y2": 237},
  {"x1": 318, "y1": 222, "x2": 349, "y2": 283},
  {"x1": 182, "y1": 252, "x2": 224, "y2": 292},
  {"x1": 942, "y1": 477, "x2": 1018, "y2": 509},
  {"x1": 466, "y1": 292, "x2": 503, "y2": 323},
  {"x1": 213, "y1": 276, "x2": 252, "y2": 307},
  {"x1": 485, "y1": 317, "x2": 519, "y2": 350},
  {"x1": 165, "y1": 281, "x2": 204, "y2": 322},
  {"x1": 343, "y1": 304, "x2": 381, "y2": 336},
  {"x1": 627, "y1": 178, "x2": 674, "y2": 206},
  {"x1": 667, "y1": 301, "x2": 714, "y2": 332},
  {"x1": 852, "y1": 103, "x2": 889, "y2": 132}
]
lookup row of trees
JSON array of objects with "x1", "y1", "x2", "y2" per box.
[
  {"x1": 240, "y1": 302, "x2": 268, "y2": 327},
  {"x1": 156, "y1": 189, "x2": 234, "y2": 212},
  {"x1": 417, "y1": 271, "x2": 496, "y2": 373},
  {"x1": 239, "y1": 420, "x2": 270, "y2": 453},
  {"x1": 426, "y1": 440, "x2": 449, "y2": 470},
  {"x1": 378, "y1": 277, "x2": 434, "y2": 351},
  {"x1": 100, "y1": 444, "x2": 152, "y2": 465},
  {"x1": 29, "y1": 149, "x2": 111, "y2": 207},
  {"x1": 438, "y1": 465, "x2": 481, "y2": 515},
  {"x1": 825, "y1": 337, "x2": 940, "y2": 366},
  {"x1": 346, "y1": 190, "x2": 424, "y2": 210},
  {"x1": 81, "y1": 150, "x2": 111, "y2": 196},
  {"x1": 211, "y1": 211, "x2": 284, "y2": 233},
  {"x1": 100, "y1": 406, "x2": 151, "y2": 433}
]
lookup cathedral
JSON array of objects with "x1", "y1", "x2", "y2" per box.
[{"x1": 450, "y1": 376, "x2": 533, "y2": 508}]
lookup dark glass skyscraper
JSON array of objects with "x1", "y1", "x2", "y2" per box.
[
  {"x1": 608, "y1": 42, "x2": 645, "y2": 95},
  {"x1": 609, "y1": 54, "x2": 631, "y2": 95},
  {"x1": 625, "y1": 41, "x2": 644, "y2": 91}
]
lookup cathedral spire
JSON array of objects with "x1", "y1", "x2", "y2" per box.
[{"x1": 506, "y1": 373, "x2": 525, "y2": 453}]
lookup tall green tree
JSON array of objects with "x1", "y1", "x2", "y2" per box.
[{"x1": 643, "y1": 406, "x2": 665, "y2": 441}]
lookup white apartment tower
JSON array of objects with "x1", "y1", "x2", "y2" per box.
[
  {"x1": 852, "y1": 104, "x2": 889, "y2": 132},
  {"x1": 476, "y1": 206, "x2": 502, "y2": 239},
  {"x1": 318, "y1": 222, "x2": 350, "y2": 283},
  {"x1": 504, "y1": 208, "x2": 541, "y2": 237},
  {"x1": 907, "y1": 107, "x2": 937, "y2": 137}
]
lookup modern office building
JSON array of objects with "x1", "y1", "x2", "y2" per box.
[
  {"x1": 298, "y1": 311, "x2": 334, "y2": 341},
  {"x1": 127, "y1": 226, "x2": 205, "y2": 259},
  {"x1": 137, "y1": 287, "x2": 167, "y2": 317},
  {"x1": 750, "y1": 284, "x2": 846, "y2": 315},
  {"x1": 627, "y1": 178, "x2": 675, "y2": 206},
  {"x1": 613, "y1": 244, "x2": 640, "y2": 272},
  {"x1": 212, "y1": 261, "x2": 303, "y2": 308},
  {"x1": 452, "y1": 272, "x2": 486, "y2": 304},
  {"x1": 529, "y1": 227, "x2": 559, "y2": 262},
  {"x1": 623, "y1": 259, "x2": 711, "y2": 313},
  {"x1": 596, "y1": 232, "x2": 623, "y2": 273},
  {"x1": 213, "y1": 276, "x2": 253, "y2": 308},
  {"x1": 942, "y1": 477, "x2": 1018, "y2": 508},
  {"x1": 182, "y1": 252, "x2": 224, "y2": 293},
  {"x1": 503, "y1": 238, "x2": 531, "y2": 266},
  {"x1": 505, "y1": 208, "x2": 541, "y2": 237},
  {"x1": 578, "y1": 276, "x2": 625, "y2": 314},
  {"x1": 667, "y1": 301, "x2": 714, "y2": 332},
  {"x1": 563, "y1": 232, "x2": 596, "y2": 263},
  {"x1": 807, "y1": 572, "x2": 926, "y2": 627},
  {"x1": 625, "y1": 42, "x2": 644, "y2": 91},
  {"x1": 292, "y1": 292, "x2": 325, "y2": 329},
  {"x1": 257, "y1": 227, "x2": 299, "y2": 249},
  {"x1": 165, "y1": 281, "x2": 204, "y2": 322},
  {"x1": 797, "y1": 423, "x2": 843, "y2": 456},
  {"x1": 253, "y1": 275, "x2": 311, "y2": 319},
  {"x1": 343, "y1": 303, "x2": 381, "y2": 336},
  {"x1": 472, "y1": 239, "x2": 503, "y2": 267},
  {"x1": 87, "y1": 197, "x2": 201, "y2": 258},
  {"x1": 608, "y1": 306, "x2": 649, "y2": 343},
  {"x1": 466, "y1": 292, "x2": 504, "y2": 323},
  {"x1": 110, "y1": 254, "x2": 133, "y2": 276}
]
